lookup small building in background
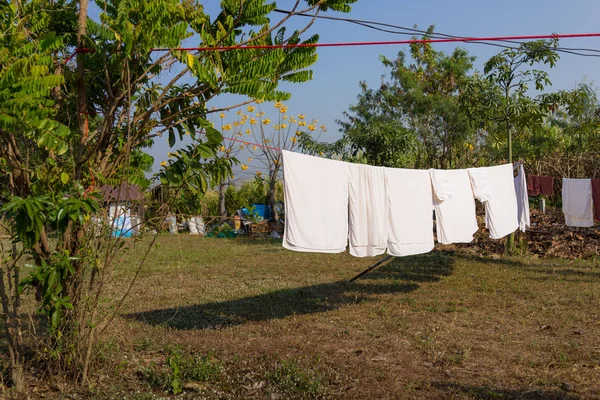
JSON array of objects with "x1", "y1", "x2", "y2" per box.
[{"x1": 100, "y1": 183, "x2": 145, "y2": 236}]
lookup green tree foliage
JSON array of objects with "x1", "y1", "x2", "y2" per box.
[
  {"x1": 463, "y1": 39, "x2": 560, "y2": 164},
  {"x1": 0, "y1": 0, "x2": 359, "y2": 389},
  {"x1": 334, "y1": 28, "x2": 477, "y2": 169}
]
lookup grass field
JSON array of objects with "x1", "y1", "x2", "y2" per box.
[{"x1": 56, "y1": 236, "x2": 600, "y2": 398}]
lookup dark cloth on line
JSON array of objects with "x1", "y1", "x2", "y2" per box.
[
  {"x1": 591, "y1": 179, "x2": 600, "y2": 222},
  {"x1": 527, "y1": 175, "x2": 554, "y2": 197}
]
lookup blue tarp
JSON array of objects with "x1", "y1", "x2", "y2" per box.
[{"x1": 251, "y1": 204, "x2": 271, "y2": 220}]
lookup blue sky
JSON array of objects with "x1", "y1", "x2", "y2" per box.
[{"x1": 142, "y1": 0, "x2": 600, "y2": 178}]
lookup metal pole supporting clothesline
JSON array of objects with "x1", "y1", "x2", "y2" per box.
[{"x1": 349, "y1": 254, "x2": 395, "y2": 283}]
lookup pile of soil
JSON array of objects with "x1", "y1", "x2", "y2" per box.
[{"x1": 457, "y1": 209, "x2": 600, "y2": 259}]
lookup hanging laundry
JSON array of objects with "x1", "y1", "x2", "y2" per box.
[
  {"x1": 348, "y1": 164, "x2": 388, "y2": 257},
  {"x1": 468, "y1": 164, "x2": 518, "y2": 239},
  {"x1": 527, "y1": 175, "x2": 554, "y2": 197},
  {"x1": 592, "y1": 179, "x2": 600, "y2": 223},
  {"x1": 562, "y1": 178, "x2": 594, "y2": 228},
  {"x1": 514, "y1": 164, "x2": 530, "y2": 232},
  {"x1": 385, "y1": 168, "x2": 434, "y2": 256},
  {"x1": 429, "y1": 169, "x2": 478, "y2": 244},
  {"x1": 282, "y1": 150, "x2": 349, "y2": 253}
]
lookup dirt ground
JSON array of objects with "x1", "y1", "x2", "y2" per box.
[{"x1": 15, "y1": 231, "x2": 592, "y2": 400}]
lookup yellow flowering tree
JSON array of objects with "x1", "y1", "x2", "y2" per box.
[
  {"x1": 215, "y1": 110, "x2": 253, "y2": 222},
  {"x1": 247, "y1": 101, "x2": 327, "y2": 223}
]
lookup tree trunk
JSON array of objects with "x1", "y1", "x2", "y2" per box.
[
  {"x1": 219, "y1": 182, "x2": 227, "y2": 223},
  {"x1": 75, "y1": 0, "x2": 89, "y2": 181},
  {"x1": 0, "y1": 248, "x2": 25, "y2": 393},
  {"x1": 268, "y1": 168, "x2": 279, "y2": 223}
]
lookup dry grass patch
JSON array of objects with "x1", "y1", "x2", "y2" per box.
[{"x1": 23, "y1": 235, "x2": 600, "y2": 399}]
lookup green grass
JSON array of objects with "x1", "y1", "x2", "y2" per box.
[{"x1": 21, "y1": 235, "x2": 600, "y2": 399}]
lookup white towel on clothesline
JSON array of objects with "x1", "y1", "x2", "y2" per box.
[
  {"x1": 514, "y1": 164, "x2": 530, "y2": 232},
  {"x1": 468, "y1": 163, "x2": 519, "y2": 239},
  {"x1": 385, "y1": 168, "x2": 435, "y2": 256},
  {"x1": 348, "y1": 163, "x2": 388, "y2": 257},
  {"x1": 430, "y1": 168, "x2": 478, "y2": 244},
  {"x1": 562, "y1": 178, "x2": 594, "y2": 228},
  {"x1": 282, "y1": 150, "x2": 349, "y2": 253}
]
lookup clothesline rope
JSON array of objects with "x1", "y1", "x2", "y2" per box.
[
  {"x1": 64, "y1": 32, "x2": 600, "y2": 63},
  {"x1": 149, "y1": 32, "x2": 600, "y2": 52}
]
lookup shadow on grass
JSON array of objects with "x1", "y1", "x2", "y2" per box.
[
  {"x1": 432, "y1": 382, "x2": 578, "y2": 400},
  {"x1": 370, "y1": 252, "x2": 455, "y2": 283},
  {"x1": 126, "y1": 253, "x2": 454, "y2": 331}
]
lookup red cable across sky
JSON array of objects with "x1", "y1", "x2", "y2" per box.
[
  {"x1": 69, "y1": 31, "x2": 600, "y2": 153},
  {"x1": 150, "y1": 32, "x2": 600, "y2": 52}
]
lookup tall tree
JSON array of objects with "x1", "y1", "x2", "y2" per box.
[
  {"x1": 337, "y1": 29, "x2": 477, "y2": 169},
  {"x1": 464, "y1": 39, "x2": 559, "y2": 251},
  {"x1": 0, "y1": 0, "x2": 359, "y2": 388}
]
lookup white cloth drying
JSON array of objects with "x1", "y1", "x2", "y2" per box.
[
  {"x1": 385, "y1": 168, "x2": 434, "y2": 256},
  {"x1": 282, "y1": 150, "x2": 349, "y2": 252},
  {"x1": 514, "y1": 164, "x2": 530, "y2": 232},
  {"x1": 468, "y1": 163, "x2": 518, "y2": 239},
  {"x1": 348, "y1": 164, "x2": 388, "y2": 257},
  {"x1": 430, "y1": 169, "x2": 478, "y2": 244},
  {"x1": 562, "y1": 178, "x2": 594, "y2": 227}
]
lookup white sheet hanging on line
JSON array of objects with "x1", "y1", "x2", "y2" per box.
[
  {"x1": 562, "y1": 178, "x2": 594, "y2": 227},
  {"x1": 282, "y1": 150, "x2": 350, "y2": 253},
  {"x1": 429, "y1": 168, "x2": 478, "y2": 244},
  {"x1": 514, "y1": 164, "x2": 530, "y2": 232},
  {"x1": 348, "y1": 163, "x2": 388, "y2": 257},
  {"x1": 468, "y1": 163, "x2": 519, "y2": 239},
  {"x1": 385, "y1": 168, "x2": 434, "y2": 256}
]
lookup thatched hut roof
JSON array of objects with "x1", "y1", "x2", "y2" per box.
[{"x1": 100, "y1": 183, "x2": 143, "y2": 203}]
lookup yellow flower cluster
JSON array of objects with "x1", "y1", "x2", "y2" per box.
[
  {"x1": 263, "y1": 118, "x2": 271, "y2": 125},
  {"x1": 160, "y1": 161, "x2": 167, "y2": 167},
  {"x1": 247, "y1": 105, "x2": 255, "y2": 112},
  {"x1": 308, "y1": 124, "x2": 316, "y2": 131},
  {"x1": 241, "y1": 165, "x2": 248, "y2": 171},
  {"x1": 223, "y1": 124, "x2": 232, "y2": 131},
  {"x1": 275, "y1": 102, "x2": 288, "y2": 113}
]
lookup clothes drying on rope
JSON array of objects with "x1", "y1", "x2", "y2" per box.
[
  {"x1": 348, "y1": 163, "x2": 388, "y2": 257},
  {"x1": 562, "y1": 178, "x2": 594, "y2": 228},
  {"x1": 592, "y1": 179, "x2": 600, "y2": 223},
  {"x1": 281, "y1": 150, "x2": 349, "y2": 253},
  {"x1": 282, "y1": 151, "x2": 524, "y2": 257},
  {"x1": 527, "y1": 175, "x2": 554, "y2": 197},
  {"x1": 385, "y1": 168, "x2": 435, "y2": 256},
  {"x1": 430, "y1": 168, "x2": 479, "y2": 244},
  {"x1": 514, "y1": 164, "x2": 531, "y2": 232},
  {"x1": 468, "y1": 164, "x2": 519, "y2": 239}
]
